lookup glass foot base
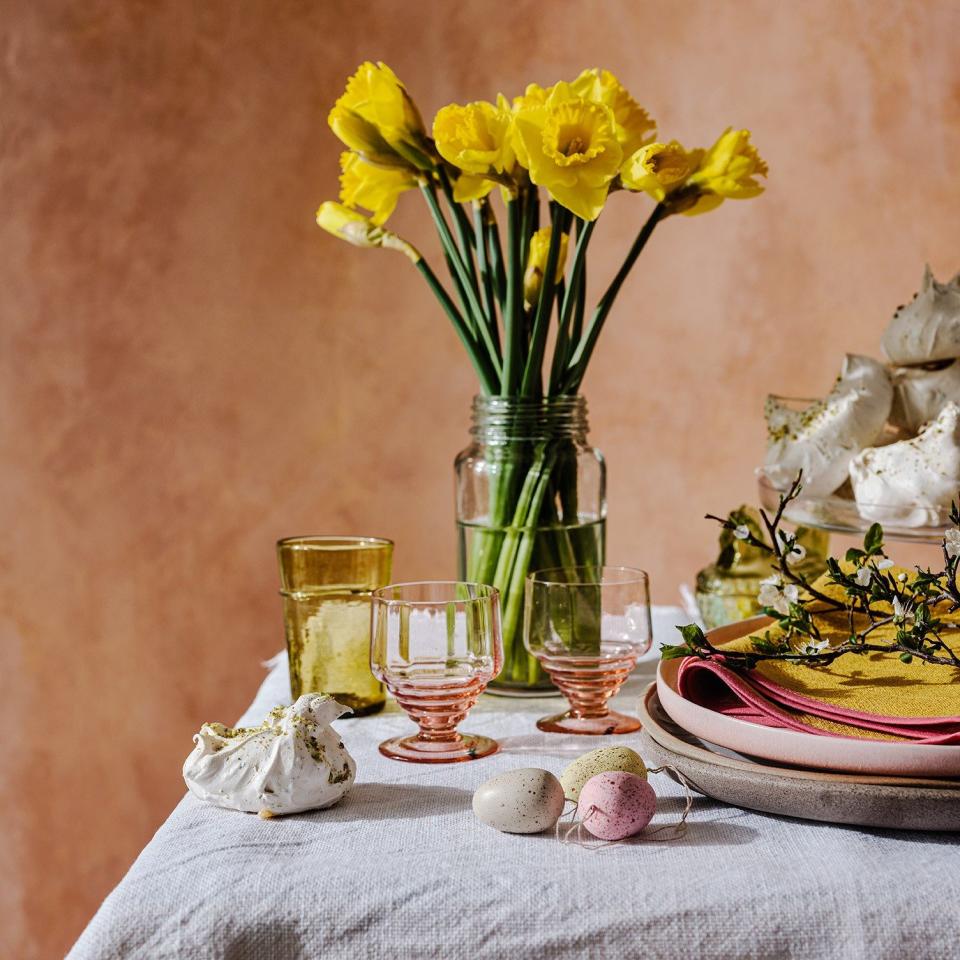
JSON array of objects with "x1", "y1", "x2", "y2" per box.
[
  {"x1": 378, "y1": 732, "x2": 499, "y2": 763},
  {"x1": 485, "y1": 685, "x2": 563, "y2": 699},
  {"x1": 536, "y1": 710, "x2": 641, "y2": 736}
]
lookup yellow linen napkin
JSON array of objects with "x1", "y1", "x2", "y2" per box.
[{"x1": 721, "y1": 566, "x2": 960, "y2": 738}]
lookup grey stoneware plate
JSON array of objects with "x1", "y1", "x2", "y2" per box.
[{"x1": 638, "y1": 684, "x2": 960, "y2": 832}]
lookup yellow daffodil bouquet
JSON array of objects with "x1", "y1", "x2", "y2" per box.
[{"x1": 317, "y1": 62, "x2": 767, "y2": 688}]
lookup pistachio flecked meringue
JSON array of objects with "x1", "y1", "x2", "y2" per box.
[
  {"x1": 183, "y1": 694, "x2": 356, "y2": 817},
  {"x1": 764, "y1": 354, "x2": 892, "y2": 497},
  {"x1": 849, "y1": 401, "x2": 960, "y2": 527},
  {"x1": 882, "y1": 265, "x2": 960, "y2": 366},
  {"x1": 890, "y1": 361, "x2": 960, "y2": 434}
]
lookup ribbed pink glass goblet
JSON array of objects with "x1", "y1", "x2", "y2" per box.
[
  {"x1": 524, "y1": 566, "x2": 652, "y2": 735},
  {"x1": 371, "y1": 581, "x2": 503, "y2": 763}
]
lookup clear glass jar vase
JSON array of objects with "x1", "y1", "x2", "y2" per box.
[{"x1": 455, "y1": 395, "x2": 606, "y2": 694}]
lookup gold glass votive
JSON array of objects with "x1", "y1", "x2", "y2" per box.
[{"x1": 277, "y1": 536, "x2": 393, "y2": 715}]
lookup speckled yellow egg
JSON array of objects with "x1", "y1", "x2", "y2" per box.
[{"x1": 560, "y1": 746, "x2": 647, "y2": 801}]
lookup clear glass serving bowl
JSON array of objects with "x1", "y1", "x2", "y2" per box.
[
  {"x1": 756, "y1": 468, "x2": 951, "y2": 544},
  {"x1": 759, "y1": 393, "x2": 952, "y2": 543}
]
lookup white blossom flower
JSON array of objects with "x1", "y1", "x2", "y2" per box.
[
  {"x1": 733, "y1": 524, "x2": 750, "y2": 540},
  {"x1": 777, "y1": 530, "x2": 806, "y2": 565},
  {"x1": 892, "y1": 596, "x2": 914, "y2": 623},
  {"x1": 855, "y1": 566, "x2": 872, "y2": 587},
  {"x1": 757, "y1": 575, "x2": 782, "y2": 610},
  {"x1": 945, "y1": 528, "x2": 960, "y2": 560},
  {"x1": 897, "y1": 572, "x2": 908, "y2": 583},
  {"x1": 758, "y1": 575, "x2": 799, "y2": 616},
  {"x1": 785, "y1": 543, "x2": 807, "y2": 565},
  {"x1": 771, "y1": 595, "x2": 792, "y2": 616},
  {"x1": 795, "y1": 638, "x2": 830, "y2": 656},
  {"x1": 876, "y1": 558, "x2": 894, "y2": 570}
]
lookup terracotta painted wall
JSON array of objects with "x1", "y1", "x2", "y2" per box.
[{"x1": 3, "y1": 0, "x2": 958, "y2": 955}]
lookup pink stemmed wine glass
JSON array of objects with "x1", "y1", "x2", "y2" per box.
[
  {"x1": 371, "y1": 581, "x2": 503, "y2": 763},
  {"x1": 524, "y1": 566, "x2": 652, "y2": 735}
]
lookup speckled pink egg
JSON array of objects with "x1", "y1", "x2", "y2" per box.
[{"x1": 577, "y1": 771, "x2": 656, "y2": 840}]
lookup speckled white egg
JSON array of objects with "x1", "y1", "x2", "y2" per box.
[
  {"x1": 577, "y1": 771, "x2": 656, "y2": 841},
  {"x1": 472, "y1": 768, "x2": 566, "y2": 834},
  {"x1": 560, "y1": 746, "x2": 648, "y2": 801}
]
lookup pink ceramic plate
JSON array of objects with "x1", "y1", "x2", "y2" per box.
[{"x1": 656, "y1": 617, "x2": 960, "y2": 777}]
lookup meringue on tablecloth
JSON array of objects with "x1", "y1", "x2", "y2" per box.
[
  {"x1": 763, "y1": 354, "x2": 892, "y2": 497},
  {"x1": 849, "y1": 401, "x2": 960, "y2": 527},
  {"x1": 183, "y1": 694, "x2": 356, "y2": 816},
  {"x1": 676, "y1": 569, "x2": 960, "y2": 744}
]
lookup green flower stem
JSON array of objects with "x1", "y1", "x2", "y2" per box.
[
  {"x1": 549, "y1": 478, "x2": 579, "y2": 573},
  {"x1": 420, "y1": 190, "x2": 476, "y2": 339},
  {"x1": 438, "y1": 167, "x2": 477, "y2": 252},
  {"x1": 550, "y1": 217, "x2": 594, "y2": 393},
  {"x1": 493, "y1": 448, "x2": 558, "y2": 669},
  {"x1": 559, "y1": 218, "x2": 594, "y2": 331},
  {"x1": 438, "y1": 175, "x2": 485, "y2": 308},
  {"x1": 441, "y1": 248, "x2": 475, "y2": 336},
  {"x1": 414, "y1": 257, "x2": 498, "y2": 395},
  {"x1": 421, "y1": 183, "x2": 502, "y2": 382},
  {"x1": 530, "y1": 189, "x2": 541, "y2": 237},
  {"x1": 570, "y1": 267, "x2": 587, "y2": 359},
  {"x1": 483, "y1": 202, "x2": 508, "y2": 310},
  {"x1": 562, "y1": 202, "x2": 665, "y2": 393},
  {"x1": 502, "y1": 197, "x2": 524, "y2": 395},
  {"x1": 438, "y1": 174, "x2": 490, "y2": 345},
  {"x1": 550, "y1": 323, "x2": 569, "y2": 396},
  {"x1": 491, "y1": 448, "x2": 547, "y2": 588},
  {"x1": 464, "y1": 455, "x2": 518, "y2": 608},
  {"x1": 519, "y1": 188, "x2": 535, "y2": 262},
  {"x1": 520, "y1": 205, "x2": 571, "y2": 396},
  {"x1": 473, "y1": 202, "x2": 502, "y2": 363}
]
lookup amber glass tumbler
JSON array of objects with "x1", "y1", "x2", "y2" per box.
[{"x1": 277, "y1": 536, "x2": 393, "y2": 715}]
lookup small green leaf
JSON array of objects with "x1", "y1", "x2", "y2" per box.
[
  {"x1": 864, "y1": 523, "x2": 884, "y2": 556},
  {"x1": 678, "y1": 623, "x2": 708, "y2": 648},
  {"x1": 899, "y1": 652, "x2": 913, "y2": 664},
  {"x1": 659, "y1": 643, "x2": 692, "y2": 661},
  {"x1": 845, "y1": 548, "x2": 865, "y2": 564}
]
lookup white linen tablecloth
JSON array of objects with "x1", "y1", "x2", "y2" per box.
[{"x1": 69, "y1": 608, "x2": 960, "y2": 960}]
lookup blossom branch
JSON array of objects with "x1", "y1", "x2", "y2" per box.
[{"x1": 663, "y1": 473, "x2": 960, "y2": 670}]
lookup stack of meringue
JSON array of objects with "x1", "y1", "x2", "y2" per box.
[{"x1": 764, "y1": 266, "x2": 960, "y2": 527}]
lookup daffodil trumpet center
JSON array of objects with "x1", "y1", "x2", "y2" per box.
[
  {"x1": 560, "y1": 132, "x2": 588, "y2": 156},
  {"x1": 542, "y1": 102, "x2": 609, "y2": 167}
]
